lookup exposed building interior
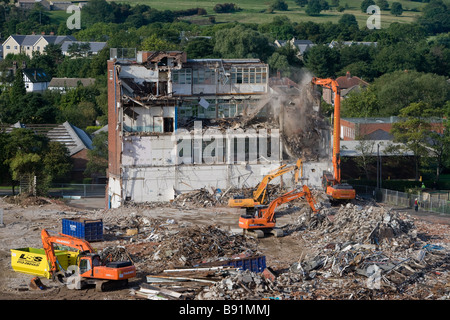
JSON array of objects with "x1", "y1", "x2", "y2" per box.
[{"x1": 107, "y1": 50, "x2": 332, "y2": 208}]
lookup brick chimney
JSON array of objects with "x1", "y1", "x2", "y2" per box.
[{"x1": 346, "y1": 71, "x2": 351, "y2": 79}]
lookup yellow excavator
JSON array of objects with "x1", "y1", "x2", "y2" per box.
[
  {"x1": 228, "y1": 159, "x2": 303, "y2": 211},
  {"x1": 238, "y1": 185, "x2": 319, "y2": 238}
]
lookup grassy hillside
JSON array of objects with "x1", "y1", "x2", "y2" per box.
[{"x1": 110, "y1": 0, "x2": 426, "y2": 27}]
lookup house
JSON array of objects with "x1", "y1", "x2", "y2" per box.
[
  {"x1": 106, "y1": 50, "x2": 331, "y2": 207},
  {"x1": 16, "y1": 0, "x2": 51, "y2": 9},
  {"x1": 322, "y1": 71, "x2": 369, "y2": 105},
  {"x1": 2, "y1": 121, "x2": 92, "y2": 182},
  {"x1": 22, "y1": 68, "x2": 52, "y2": 93},
  {"x1": 48, "y1": 77, "x2": 96, "y2": 92},
  {"x1": 340, "y1": 117, "x2": 444, "y2": 141},
  {"x1": 274, "y1": 38, "x2": 315, "y2": 56},
  {"x1": 60, "y1": 41, "x2": 107, "y2": 57},
  {"x1": 2, "y1": 34, "x2": 76, "y2": 59},
  {"x1": 49, "y1": 1, "x2": 73, "y2": 10}
]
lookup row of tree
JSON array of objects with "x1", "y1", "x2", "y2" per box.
[{"x1": 0, "y1": 0, "x2": 449, "y2": 189}]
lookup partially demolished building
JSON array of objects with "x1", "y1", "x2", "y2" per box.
[{"x1": 107, "y1": 50, "x2": 331, "y2": 208}]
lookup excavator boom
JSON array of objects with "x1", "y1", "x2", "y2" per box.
[
  {"x1": 40, "y1": 229, "x2": 136, "y2": 290},
  {"x1": 311, "y1": 77, "x2": 355, "y2": 201},
  {"x1": 229, "y1": 159, "x2": 303, "y2": 208},
  {"x1": 41, "y1": 229, "x2": 95, "y2": 275},
  {"x1": 238, "y1": 185, "x2": 318, "y2": 237}
]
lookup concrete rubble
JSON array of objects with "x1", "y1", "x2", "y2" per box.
[
  {"x1": 115, "y1": 199, "x2": 449, "y2": 300},
  {"x1": 192, "y1": 202, "x2": 450, "y2": 300}
]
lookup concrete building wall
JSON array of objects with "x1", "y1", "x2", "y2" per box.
[{"x1": 120, "y1": 160, "x2": 330, "y2": 204}]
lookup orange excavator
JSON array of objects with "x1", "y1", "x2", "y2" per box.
[
  {"x1": 228, "y1": 159, "x2": 303, "y2": 211},
  {"x1": 41, "y1": 229, "x2": 136, "y2": 291},
  {"x1": 311, "y1": 77, "x2": 355, "y2": 202},
  {"x1": 238, "y1": 185, "x2": 319, "y2": 238}
]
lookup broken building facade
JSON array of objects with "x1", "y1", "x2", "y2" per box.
[{"x1": 107, "y1": 50, "x2": 331, "y2": 208}]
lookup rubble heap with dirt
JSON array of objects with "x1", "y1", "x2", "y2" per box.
[{"x1": 194, "y1": 202, "x2": 450, "y2": 300}]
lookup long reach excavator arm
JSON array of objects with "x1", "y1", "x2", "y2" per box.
[{"x1": 311, "y1": 77, "x2": 355, "y2": 201}]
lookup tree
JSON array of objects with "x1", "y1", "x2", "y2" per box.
[
  {"x1": 184, "y1": 37, "x2": 214, "y2": 59},
  {"x1": 305, "y1": 0, "x2": 324, "y2": 16},
  {"x1": 303, "y1": 44, "x2": 340, "y2": 78},
  {"x1": 10, "y1": 152, "x2": 42, "y2": 194},
  {"x1": 418, "y1": 0, "x2": 450, "y2": 34},
  {"x1": 141, "y1": 34, "x2": 178, "y2": 51},
  {"x1": 376, "y1": 0, "x2": 389, "y2": 10},
  {"x1": 295, "y1": 0, "x2": 308, "y2": 7},
  {"x1": 426, "y1": 119, "x2": 450, "y2": 182},
  {"x1": 214, "y1": 25, "x2": 274, "y2": 61},
  {"x1": 42, "y1": 141, "x2": 72, "y2": 186},
  {"x1": 361, "y1": 0, "x2": 375, "y2": 13},
  {"x1": 10, "y1": 68, "x2": 26, "y2": 102},
  {"x1": 213, "y1": 3, "x2": 240, "y2": 13},
  {"x1": 2, "y1": 128, "x2": 49, "y2": 195},
  {"x1": 391, "y1": 102, "x2": 439, "y2": 181},
  {"x1": 81, "y1": 0, "x2": 115, "y2": 27},
  {"x1": 267, "y1": 52, "x2": 291, "y2": 77},
  {"x1": 341, "y1": 85, "x2": 379, "y2": 117},
  {"x1": 338, "y1": 14, "x2": 358, "y2": 28},
  {"x1": 271, "y1": 0, "x2": 288, "y2": 11},
  {"x1": 67, "y1": 42, "x2": 91, "y2": 58},
  {"x1": 258, "y1": 16, "x2": 295, "y2": 40},
  {"x1": 85, "y1": 131, "x2": 108, "y2": 178},
  {"x1": 390, "y1": 2, "x2": 403, "y2": 16},
  {"x1": 354, "y1": 138, "x2": 377, "y2": 180},
  {"x1": 371, "y1": 71, "x2": 450, "y2": 116}
]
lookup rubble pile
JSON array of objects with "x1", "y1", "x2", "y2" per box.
[
  {"x1": 193, "y1": 203, "x2": 450, "y2": 300},
  {"x1": 118, "y1": 222, "x2": 260, "y2": 274},
  {"x1": 171, "y1": 185, "x2": 285, "y2": 208},
  {"x1": 3, "y1": 194, "x2": 52, "y2": 207},
  {"x1": 146, "y1": 225, "x2": 260, "y2": 272},
  {"x1": 297, "y1": 203, "x2": 416, "y2": 247}
]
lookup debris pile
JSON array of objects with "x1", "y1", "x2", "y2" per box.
[
  {"x1": 191, "y1": 202, "x2": 450, "y2": 300},
  {"x1": 144, "y1": 225, "x2": 260, "y2": 272},
  {"x1": 171, "y1": 185, "x2": 285, "y2": 208},
  {"x1": 3, "y1": 194, "x2": 51, "y2": 207}
]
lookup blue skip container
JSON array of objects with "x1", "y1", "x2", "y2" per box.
[
  {"x1": 61, "y1": 218, "x2": 103, "y2": 242},
  {"x1": 224, "y1": 255, "x2": 266, "y2": 273}
]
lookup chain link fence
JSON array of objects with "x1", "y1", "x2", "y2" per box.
[
  {"x1": 354, "y1": 185, "x2": 450, "y2": 215},
  {"x1": 48, "y1": 184, "x2": 106, "y2": 198}
]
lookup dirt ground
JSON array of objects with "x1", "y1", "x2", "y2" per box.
[
  {"x1": 0, "y1": 196, "x2": 311, "y2": 300},
  {"x1": 0, "y1": 195, "x2": 449, "y2": 301}
]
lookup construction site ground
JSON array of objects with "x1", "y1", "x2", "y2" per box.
[{"x1": 0, "y1": 194, "x2": 449, "y2": 302}]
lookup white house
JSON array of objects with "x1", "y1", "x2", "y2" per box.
[{"x1": 22, "y1": 68, "x2": 52, "y2": 93}]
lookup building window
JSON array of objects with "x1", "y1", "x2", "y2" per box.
[
  {"x1": 37, "y1": 46, "x2": 40, "y2": 51},
  {"x1": 193, "y1": 68, "x2": 214, "y2": 85},
  {"x1": 6, "y1": 46, "x2": 10, "y2": 49},
  {"x1": 172, "y1": 69, "x2": 192, "y2": 84},
  {"x1": 14, "y1": 46, "x2": 17, "y2": 50},
  {"x1": 231, "y1": 67, "x2": 267, "y2": 84}
]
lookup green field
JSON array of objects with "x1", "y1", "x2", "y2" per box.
[{"x1": 104, "y1": 0, "x2": 426, "y2": 27}]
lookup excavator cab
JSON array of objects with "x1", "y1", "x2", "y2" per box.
[
  {"x1": 322, "y1": 171, "x2": 355, "y2": 201},
  {"x1": 40, "y1": 229, "x2": 136, "y2": 291}
]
